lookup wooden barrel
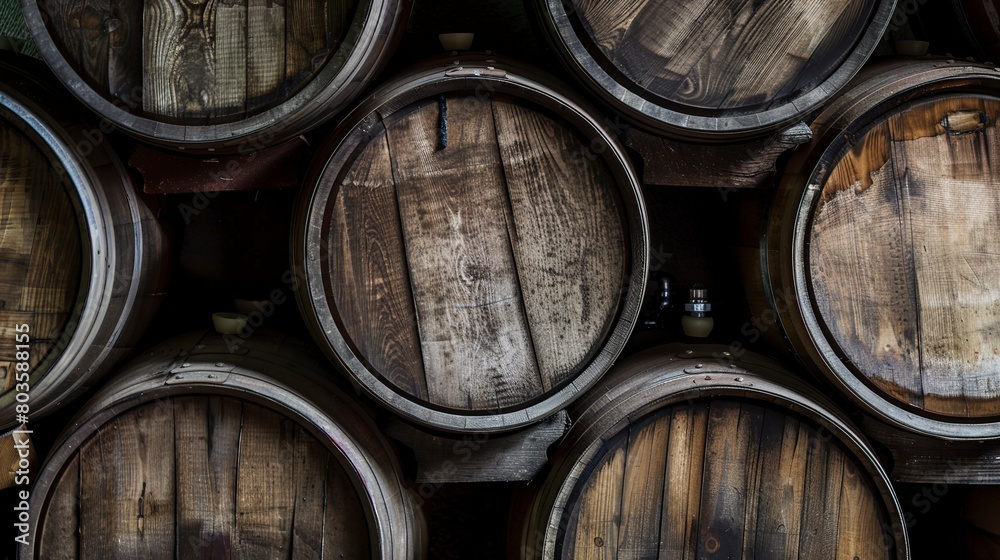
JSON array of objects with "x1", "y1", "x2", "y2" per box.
[
  {"x1": 21, "y1": 330, "x2": 426, "y2": 559},
  {"x1": 532, "y1": 0, "x2": 895, "y2": 141},
  {"x1": 516, "y1": 344, "x2": 909, "y2": 560},
  {"x1": 0, "y1": 52, "x2": 168, "y2": 430},
  {"x1": 19, "y1": 0, "x2": 410, "y2": 152},
  {"x1": 760, "y1": 57, "x2": 1000, "y2": 440},
  {"x1": 291, "y1": 55, "x2": 648, "y2": 433}
]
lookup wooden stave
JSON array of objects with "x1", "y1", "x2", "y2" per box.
[
  {"x1": 516, "y1": 343, "x2": 909, "y2": 560},
  {"x1": 761, "y1": 57, "x2": 1000, "y2": 440},
  {"x1": 20, "y1": 330, "x2": 426, "y2": 560},
  {"x1": 0, "y1": 53, "x2": 168, "y2": 430},
  {"x1": 532, "y1": 0, "x2": 896, "y2": 142},
  {"x1": 290, "y1": 54, "x2": 649, "y2": 434},
  {"x1": 17, "y1": 0, "x2": 411, "y2": 153}
]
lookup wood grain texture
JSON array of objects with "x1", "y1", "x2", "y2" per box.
[
  {"x1": 143, "y1": 0, "x2": 215, "y2": 120},
  {"x1": 29, "y1": 0, "x2": 406, "y2": 151},
  {"x1": 566, "y1": 438, "x2": 626, "y2": 560},
  {"x1": 142, "y1": 0, "x2": 253, "y2": 121},
  {"x1": 659, "y1": 404, "x2": 709, "y2": 559},
  {"x1": 625, "y1": 123, "x2": 813, "y2": 189},
  {"x1": 233, "y1": 402, "x2": 296, "y2": 558},
  {"x1": 40, "y1": 0, "x2": 356, "y2": 123},
  {"x1": 0, "y1": 120, "x2": 82, "y2": 380},
  {"x1": 752, "y1": 413, "x2": 809, "y2": 559},
  {"x1": 695, "y1": 401, "x2": 758, "y2": 558},
  {"x1": 492, "y1": 95, "x2": 625, "y2": 389},
  {"x1": 574, "y1": 0, "x2": 876, "y2": 110},
  {"x1": 837, "y1": 458, "x2": 888, "y2": 560},
  {"x1": 331, "y1": 131, "x2": 427, "y2": 399},
  {"x1": 615, "y1": 414, "x2": 670, "y2": 560},
  {"x1": 247, "y1": 0, "x2": 287, "y2": 110},
  {"x1": 863, "y1": 416, "x2": 1000, "y2": 484},
  {"x1": 41, "y1": 0, "x2": 111, "y2": 95},
  {"x1": 385, "y1": 95, "x2": 543, "y2": 410},
  {"x1": 290, "y1": 425, "x2": 330, "y2": 560},
  {"x1": 810, "y1": 96, "x2": 1000, "y2": 417},
  {"x1": 107, "y1": 0, "x2": 142, "y2": 105},
  {"x1": 38, "y1": 455, "x2": 79, "y2": 560},
  {"x1": 79, "y1": 400, "x2": 176, "y2": 559},
  {"x1": 322, "y1": 90, "x2": 635, "y2": 417},
  {"x1": 285, "y1": 0, "x2": 329, "y2": 89},
  {"x1": 561, "y1": 400, "x2": 893, "y2": 559},
  {"x1": 39, "y1": 393, "x2": 377, "y2": 558},
  {"x1": 322, "y1": 452, "x2": 372, "y2": 559},
  {"x1": 174, "y1": 396, "x2": 241, "y2": 558},
  {"x1": 212, "y1": 0, "x2": 249, "y2": 118},
  {"x1": 797, "y1": 430, "x2": 844, "y2": 560}
]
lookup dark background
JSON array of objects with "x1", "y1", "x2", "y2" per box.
[{"x1": 0, "y1": 0, "x2": 991, "y2": 558}]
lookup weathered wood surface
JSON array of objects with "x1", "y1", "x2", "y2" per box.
[
  {"x1": 759, "y1": 59, "x2": 1000, "y2": 439},
  {"x1": 862, "y1": 416, "x2": 1000, "y2": 484},
  {"x1": 25, "y1": 332, "x2": 422, "y2": 559},
  {"x1": 326, "y1": 91, "x2": 628, "y2": 413},
  {"x1": 809, "y1": 96, "x2": 1000, "y2": 418},
  {"x1": 43, "y1": 0, "x2": 111, "y2": 95},
  {"x1": 565, "y1": 434, "x2": 625, "y2": 560},
  {"x1": 538, "y1": 0, "x2": 890, "y2": 138},
  {"x1": 387, "y1": 96, "x2": 542, "y2": 410},
  {"x1": 37, "y1": 455, "x2": 79, "y2": 560},
  {"x1": 519, "y1": 344, "x2": 907, "y2": 560},
  {"x1": 41, "y1": 0, "x2": 354, "y2": 121},
  {"x1": 575, "y1": 0, "x2": 873, "y2": 109},
  {"x1": 0, "y1": 56, "x2": 169, "y2": 431},
  {"x1": 625, "y1": 123, "x2": 812, "y2": 189},
  {"x1": 175, "y1": 396, "x2": 240, "y2": 559},
  {"x1": 79, "y1": 394, "x2": 176, "y2": 558},
  {"x1": 562, "y1": 400, "x2": 892, "y2": 559},
  {"x1": 558, "y1": 400, "x2": 892, "y2": 560},
  {"x1": 233, "y1": 402, "x2": 297, "y2": 557},
  {"x1": 492, "y1": 95, "x2": 624, "y2": 387},
  {"x1": 42, "y1": 396, "x2": 372, "y2": 558},
  {"x1": 321, "y1": 442, "x2": 371, "y2": 560},
  {"x1": 330, "y1": 130, "x2": 428, "y2": 400},
  {"x1": 0, "y1": 117, "x2": 81, "y2": 389}
]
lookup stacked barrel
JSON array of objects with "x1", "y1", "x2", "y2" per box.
[
  {"x1": 4, "y1": 0, "x2": 1000, "y2": 558},
  {"x1": 761, "y1": 57, "x2": 1000, "y2": 440}
]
